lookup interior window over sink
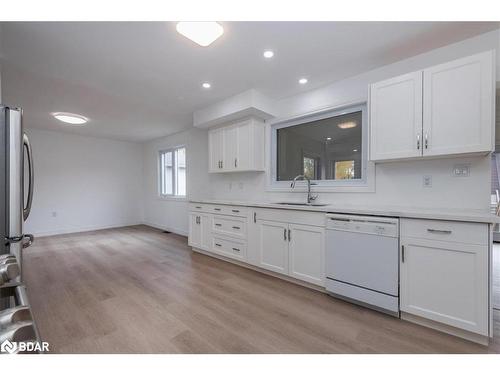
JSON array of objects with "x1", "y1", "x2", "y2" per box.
[{"x1": 275, "y1": 106, "x2": 364, "y2": 185}]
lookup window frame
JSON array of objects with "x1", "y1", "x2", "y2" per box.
[
  {"x1": 269, "y1": 102, "x2": 375, "y2": 192},
  {"x1": 158, "y1": 145, "x2": 187, "y2": 199}
]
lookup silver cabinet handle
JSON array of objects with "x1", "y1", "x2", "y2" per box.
[
  {"x1": 195, "y1": 206, "x2": 202, "y2": 209},
  {"x1": 232, "y1": 247, "x2": 240, "y2": 252},
  {"x1": 234, "y1": 158, "x2": 237, "y2": 168},
  {"x1": 215, "y1": 243, "x2": 222, "y2": 247},
  {"x1": 424, "y1": 132, "x2": 429, "y2": 149},
  {"x1": 232, "y1": 209, "x2": 240, "y2": 213},
  {"x1": 214, "y1": 208, "x2": 221, "y2": 211},
  {"x1": 232, "y1": 226, "x2": 240, "y2": 230},
  {"x1": 427, "y1": 228, "x2": 452, "y2": 234},
  {"x1": 416, "y1": 134, "x2": 420, "y2": 150},
  {"x1": 401, "y1": 245, "x2": 405, "y2": 263},
  {"x1": 253, "y1": 212, "x2": 257, "y2": 223},
  {"x1": 23, "y1": 133, "x2": 34, "y2": 221},
  {"x1": 284, "y1": 228, "x2": 287, "y2": 241},
  {"x1": 288, "y1": 229, "x2": 291, "y2": 242},
  {"x1": 215, "y1": 223, "x2": 222, "y2": 227}
]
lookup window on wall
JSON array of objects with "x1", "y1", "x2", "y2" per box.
[
  {"x1": 159, "y1": 146, "x2": 186, "y2": 197},
  {"x1": 272, "y1": 104, "x2": 368, "y2": 188}
]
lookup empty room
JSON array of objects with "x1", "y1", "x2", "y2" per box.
[{"x1": 1, "y1": 1, "x2": 500, "y2": 372}]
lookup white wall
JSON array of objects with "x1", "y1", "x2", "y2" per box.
[
  {"x1": 142, "y1": 127, "x2": 209, "y2": 235},
  {"x1": 25, "y1": 129, "x2": 143, "y2": 236},
  {"x1": 143, "y1": 30, "x2": 499, "y2": 236}
]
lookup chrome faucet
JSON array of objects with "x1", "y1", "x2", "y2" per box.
[{"x1": 290, "y1": 175, "x2": 318, "y2": 204}]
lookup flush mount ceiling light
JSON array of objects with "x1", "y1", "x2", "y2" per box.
[
  {"x1": 326, "y1": 137, "x2": 332, "y2": 141},
  {"x1": 353, "y1": 149, "x2": 358, "y2": 152},
  {"x1": 202, "y1": 82, "x2": 211, "y2": 89},
  {"x1": 338, "y1": 121, "x2": 357, "y2": 129},
  {"x1": 52, "y1": 112, "x2": 88, "y2": 125},
  {"x1": 263, "y1": 50, "x2": 274, "y2": 58},
  {"x1": 176, "y1": 22, "x2": 224, "y2": 47},
  {"x1": 298, "y1": 78, "x2": 308, "y2": 85}
]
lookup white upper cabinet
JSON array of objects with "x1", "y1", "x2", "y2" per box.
[
  {"x1": 370, "y1": 72, "x2": 423, "y2": 161},
  {"x1": 422, "y1": 51, "x2": 494, "y2": 156},
  {"x1": 208, "y1": 118, "x2": 265, "y2": 173},
  {"x1": 369, "y1": 51, "x2": 495, "y2": 162},
  {"x1": 208, "y1": 128, "x2": 224, "y2": 171}
]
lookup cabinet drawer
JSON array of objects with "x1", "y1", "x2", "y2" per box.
[
  {"x1": 401, "y1": 219, "x2": 488, "y2": 245},
  {"x1": 212, "y1": 236, "x2": 246, "y2": 261},
  {"x1": 211, "y1": 205, "x2": 248, "y2": 217},
  {"x1": 213, "y1": 216, "x2": 246, "y2": 240},
  {"x1": 189, "y1": 203, "x2": 206, "y2": 212}
]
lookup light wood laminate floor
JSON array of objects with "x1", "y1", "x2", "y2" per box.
[{"x1": 23, "y1": 225, "x2": 500, "y2": 354}]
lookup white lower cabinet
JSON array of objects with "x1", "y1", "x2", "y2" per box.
[
  {"x1": 257, "y1": 220, "x2": 289, "y2": 275},
  {"x1": 400, "y1": 219, "x2": 489, "y2": 336},
  {"x1": 188, "y1": 213, "x2": 212, "y2": 251},
  {"x1": 255, "y1": 218, "x2": 325, "y2": 286},
  {"x1": 288, "y1": 224, "x2": 325, "y2": 285}
]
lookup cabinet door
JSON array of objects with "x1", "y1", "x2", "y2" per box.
[
  {"x1": 400, "y1": 237, "x2": 488, "y2": 335},
  {"x1": 370, "y1": 71, "x2": 423, "y2": 161},
  {"x1": 188, "y1": 213, "x2": 201, "y2": 248},
  {"x1": 199, "y1": 213, "x2": 212, "y2": 251},
  {"x1": 288, "y1": 224, "x2": 325, "y2": 286},
  {"x1": 223, "y1": 125, "x2": 238, "y2": 171},
  {"x1": 256, "y1": 220, "x2": 289, "y2": 275},
  {"x1": 235, "y1": 121, "x2": 251, "y2": 170},
  {"x1": 208, "y1": 128, "x2": 224, "y2": 172},
  {"x1": 422, "y1": 51, "x2": 494, "y2": 156}
]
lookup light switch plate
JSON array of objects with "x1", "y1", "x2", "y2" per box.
[{"x1": 452, "y1": 164, "x2": 470, "y2": 177}]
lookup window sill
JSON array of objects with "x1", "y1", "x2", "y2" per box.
[{"x1": 158, "y1": 195, "x2": 188, "y2": 202}]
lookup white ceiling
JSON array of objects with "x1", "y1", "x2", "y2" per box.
[{"x1": 0, "y1": 22, "x2": 499, "y2": 142}]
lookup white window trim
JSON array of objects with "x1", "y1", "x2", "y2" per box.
[
  {"x1": 158, "y1": 145, "x2": 187, "y2": 200},
  {"x1": 267, "y1": 102, "x2": 375, "y2": 193}
]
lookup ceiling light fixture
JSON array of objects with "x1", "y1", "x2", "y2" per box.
[
  {"x1": 298, "y1": 78, "x2": 308, "y2": 85},
  {"x1": 202, "y1": 82, "x2": 211, "y2": 89},
  {"x1": 326, "y1": 137, "x2": 332, "y2": 141},
  {"x1": 52, "y1": 112, "x2": 88, "y2": 125},
  {"x1": 353, "y1": 149, "x2": 358, "y2": 152},
  {"x1": 263, "y1": 50, "x2": 274, "y2": 58},
  {"x1": 176, "y1": 22, "x2": 224, "y2": 47}
]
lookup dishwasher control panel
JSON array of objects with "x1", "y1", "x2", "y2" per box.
[{"x1": 326, "y1": 214, "x2": 399, "y2": 237}]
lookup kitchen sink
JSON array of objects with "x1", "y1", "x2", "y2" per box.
[{"x1": 274, "y1": 202, "x2": 329, "y2": 207}]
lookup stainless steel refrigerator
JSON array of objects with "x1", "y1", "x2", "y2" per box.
[{"x1": 0, "y1": 105, "x2": 39, "y2": 354}]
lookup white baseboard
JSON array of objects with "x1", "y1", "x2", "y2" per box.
[
  {"x1": 31, "y1": 222, "x2": 143, "y2": 238},
  {"x1": 142, "y1": 221, "x2": 188, "y2": 237}
]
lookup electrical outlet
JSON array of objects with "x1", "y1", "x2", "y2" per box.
[
  {"x1": 452, "y1": 164, "x2": 470, "y2": 177},
  {"x1": 423, "y1": 175, "x2": 432, "y2": 188}
]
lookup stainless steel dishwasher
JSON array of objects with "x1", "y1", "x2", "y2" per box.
[{"x1": 325, "y1": 213, "x2": 400, "y2": 316}]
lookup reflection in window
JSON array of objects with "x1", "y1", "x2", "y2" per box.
[
  {"x1": 276, "y1": 109, "x2": 363, "y2": 181},
  {"x1": 334, "y1": 160, "x2": 355, "y2": 180}
]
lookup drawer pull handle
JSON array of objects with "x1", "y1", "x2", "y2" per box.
[
  {"x1": 215, "y1": 243, "x2": 222, "y2": 247},
  {"x1": 214, "y1": 208, "x2": 221, "y2": 211},
  {"x1": 232, "y1": 209, "x2": 240, "y2": 213},
  {"x1": 427, "y1": 229, "x2": 452, "y2": 234},
  {"x1": 232, "y1": 248, "x2": 240, "y2": 252},
  {"x1": 215, "y1": 223, "x2": 222, "y2": 227},
  {"x1": 232, "y1": 226, "x2": 240, "y2": 230},
  {"x1": 195, "y1": 206, "x2": 202, "y2": 209}
]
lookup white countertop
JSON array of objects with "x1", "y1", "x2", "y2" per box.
[{"x1": 189, "y1": 199, "x2": 499, "y2": 224}]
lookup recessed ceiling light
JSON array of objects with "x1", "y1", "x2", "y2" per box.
[
  {"x1": 202, "y1": 82, "x2": 211, "y2": 89},
  {"x1": 52, "y1": 112, "x2": 88, "y2": 125},
  {"x1": 326, "y1": 137, "x2": 332, "y2": 141},
  {"x1": 298, "y1": 78, "x2": 308, "y2": 85},
  {"x1": 353, "y1": 149, "x2": 358, "y2": 152},
  {"x1": 263, "y1": 50, "x2": 274, "y2": 58},
  {"x1": 176, "y1": 22, "x2": 223, "y2": 47},
  {"x1": 338, "y1": 121, "x2": 357, "y2": 129}
]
